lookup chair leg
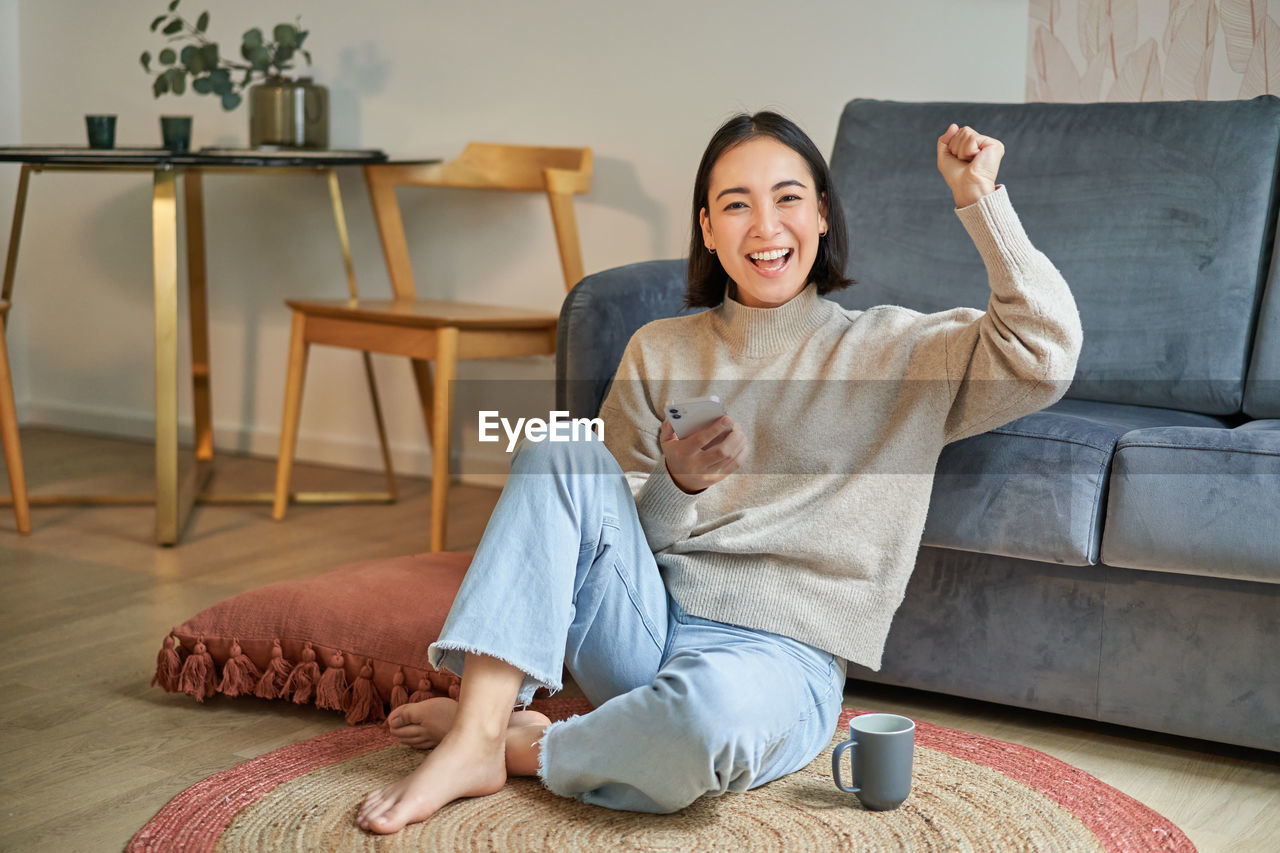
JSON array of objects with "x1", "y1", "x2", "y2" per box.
[
  {"x1": 361, "y1": 351, "x2": 398, "y2": 501},
  {"x1": 0, "y1": 319, "x2": 29, "y2": 533},
  {"x1": 410, "y1": 357, "x2": 435, "y2": 446},
  {"x1": 429, "y1": 327, "x2": 459, "y2": 551},
  {"x1": 273, "y1": 311, "x2": 310, "y2": 521}
]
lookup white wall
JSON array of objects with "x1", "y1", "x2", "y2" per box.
[{"x1": 9, "y1": 0, "x2": 1029, "y2": 482}]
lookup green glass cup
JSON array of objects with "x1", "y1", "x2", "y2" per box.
[
  {"x1": 160, "y1": 116, "x2": 193, "y2": 153},
  {"x1": 85, "y1": 115, "x2": 117, "y2": 149}
]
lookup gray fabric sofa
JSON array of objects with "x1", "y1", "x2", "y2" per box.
[{"x1": 556, "y1": 97, "x2": 1280, "y2": 752}]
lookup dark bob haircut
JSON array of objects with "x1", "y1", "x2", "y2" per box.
[{"x1": 686, "y1": 111, "x2": 854, "y2": 309}]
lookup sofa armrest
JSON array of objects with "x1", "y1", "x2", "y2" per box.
[{"x1": 556, "y1": 259, "x2": 695, "y2": 418}]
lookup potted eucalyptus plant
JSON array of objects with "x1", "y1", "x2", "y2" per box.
[{"x1": 141, "y1": 0, "x2": 329, "y2": 148}]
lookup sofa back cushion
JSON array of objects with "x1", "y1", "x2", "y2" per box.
[
  {"x1": 828, "y1": 97, "x2": 1280, "y2": 415},
  {"x1": 1245, "y1": 229, "x2": 1280, "y2": 417}
]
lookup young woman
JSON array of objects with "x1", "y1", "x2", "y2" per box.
[{"x1": 357, "y1": 112, "x2": 1082, "y2": 834}]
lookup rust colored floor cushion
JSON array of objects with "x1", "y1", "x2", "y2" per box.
[{"x1": 151, "y1": 552, "x2": 472, "y2": 724}]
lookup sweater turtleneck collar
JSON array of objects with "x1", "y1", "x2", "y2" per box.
[{"x1": 714, "y1": 282, "x2": 831, "y2": 358}]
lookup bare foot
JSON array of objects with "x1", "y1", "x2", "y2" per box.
[
  {"x1": 386, "y1": 697, "x2": 457, "y2": 749},
  {"x1": 356, "y1": 727, "x2": 507, "y2": 834},
  {"x1": 505, "y1": 723, "x2": 548, "y2": 777},
  {"x1": 389, "y1": 697, "x2": 551, "y2": 750}
]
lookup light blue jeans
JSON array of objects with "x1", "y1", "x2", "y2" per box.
[{"x1": 428, "y1": 437, "x2": 846, "y2": 813}]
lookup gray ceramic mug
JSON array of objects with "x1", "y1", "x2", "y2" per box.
[{"x1": 831, "y1": 713, "x2": 915, "y2": 810}]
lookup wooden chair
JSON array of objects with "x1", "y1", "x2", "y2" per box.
[
  {"x1": 0, "y1": 300, "x2": 31, "y2": 533},
  {"x1": 272, "y1": 143, "x2": 592, "y2": 551}
]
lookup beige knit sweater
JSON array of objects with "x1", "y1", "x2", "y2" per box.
[{"x1": 599, "y1": 187, "x2": 1083, "y2": 671}]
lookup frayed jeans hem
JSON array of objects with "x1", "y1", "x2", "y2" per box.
[
  {"x1": 538, "y1": 715, "x2": 617, "y2": 803},
  {"x1": 427, "y1": 640, "x2": 563, "y2": 708},
  {"x1": 534, "y1": 717, "x2": 570, "y2": 797}
]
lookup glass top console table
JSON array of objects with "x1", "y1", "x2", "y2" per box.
[{"x1": 0, "y1": 146, "x2": 426, "y2": 545}]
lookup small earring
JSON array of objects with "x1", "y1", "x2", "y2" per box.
[
  {"x1": 819, "y1": 230, "x2": 828, "y2": 237},
  {"x1": 708, "y1": 247, "x2": 716, "y2": 255}
]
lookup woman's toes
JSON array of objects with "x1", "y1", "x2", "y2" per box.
[
  {"x1": 388, "y1": 705, "x2": 423, "y2": 730},
  {"x1": 391, "y1": 717, "x2": 443, "y2": 744},
  {"x1": 367, "y1": 807, "x2": 409, "y2": 834},
  {"x1": 364, "y1": 798, "x2": 393, "y2": 826}
]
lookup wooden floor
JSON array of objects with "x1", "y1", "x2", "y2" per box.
[{"x1": 0, "y1": 428, "x2": 1276, "y2": 852}]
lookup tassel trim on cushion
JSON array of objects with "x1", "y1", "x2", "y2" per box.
[
  {"x1": 316, "y1": 651, "x2": 351, "y2": 712},
  {"x1": 150, "y1": 634, "x2": 183, "y2": 691},
  {"x1": 254, "y1": 641, "x2": 294, "y2": 699},
  {"x1": 408, "y1": 673, "x2": 433, "y2": 704},
  {"x1": 177, "y1": 640, "x2": 217, "y2": 702},
  {"x1": 390, "y1": 668, "x2": 409, "y2": 710},
  {"x1": 151, "y1": 633, "x2": 458, "y2": 724},
  {"x1": 218, "y1": 641, "x2": 263, "y2": 697},
  {"x1": 347, "y1": 662, "x2": 385, "y2": 725},
  {"x1": 284, "y1": 643, "x2": 322, "y2": 704}
]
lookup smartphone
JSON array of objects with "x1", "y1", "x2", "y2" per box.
[{"x1": 664, "y1": 395, "x2": 727, "y2": 439}]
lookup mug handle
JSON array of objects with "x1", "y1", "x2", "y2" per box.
[{"x1": 832, "y1": 737, "x2": 860, "y2": 794}]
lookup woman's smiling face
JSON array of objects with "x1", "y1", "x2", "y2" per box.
[{"x1": 699, "y1": 136, "x2": 828, "y2": 309}]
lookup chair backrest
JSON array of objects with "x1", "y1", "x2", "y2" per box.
[{"x1": 363, "y1": 143, "x2": 593, "y2": 301}]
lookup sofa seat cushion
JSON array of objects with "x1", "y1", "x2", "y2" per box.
[
  {"x1": 1101, "y1": 420, "x2": 1280, "y2": 583},
  {"x1": 922, "y1": 399, "x2": 1228, "y2": 566}
]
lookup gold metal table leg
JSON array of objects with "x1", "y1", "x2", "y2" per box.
[
  {"x1": 0, "y1": 163, "x2": 397, "y2": 537},
  {"x1": 185, "y1": 170, "x2": 214, "y2": 463},
  {"x1": 327, "y1": 168, "x2": 359, "y2": 299},
  {"x1": 2, "y1": 164, "x2": 32, "y2": 304},
  {"x1": 152, "y1": 167, "x2": 201, "y2": 545}
]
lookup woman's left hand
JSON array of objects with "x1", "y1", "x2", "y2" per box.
[{"x1": 937, "y1": 124, "x2": 1003, "y2": 208}]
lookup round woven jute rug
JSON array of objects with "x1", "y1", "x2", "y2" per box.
[{"x1": 128, "y1": 697, "x2": 1194, "y2": 852}]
